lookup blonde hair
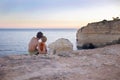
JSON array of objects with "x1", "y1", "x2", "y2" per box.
[{"x1": 41, "y1": 36, "x2": 47, "y2": 42}]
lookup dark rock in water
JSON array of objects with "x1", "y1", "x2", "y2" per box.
[
  {"x1": 77, "y1": 43, "x2": 96, "y2": 50},
  {"x1": 82, "y1": 43, "x2": 96, "y2": 49}
]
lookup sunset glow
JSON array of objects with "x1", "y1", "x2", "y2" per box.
[{"x1": 0, "y1": 0, "x2": 120, "y2": 28}]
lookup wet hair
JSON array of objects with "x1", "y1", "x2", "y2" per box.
[{"x1": 36, "y1": 32, "x2": 43, "y2": 39}]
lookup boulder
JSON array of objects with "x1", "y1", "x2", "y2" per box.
[
  {"x1": 48, "y1": 38, "x2": 73, "y2": 56},
  {"x1": 76, "y1": 19, "x2": 120, "y2": 49}
]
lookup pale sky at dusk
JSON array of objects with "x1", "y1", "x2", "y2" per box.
[{"x1": 0, "y1": 0, "x2": 120, "y2": 28}]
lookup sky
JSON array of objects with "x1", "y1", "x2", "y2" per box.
[{"x1": 0, "y1": 0, "x2": 120, "y2": 29}]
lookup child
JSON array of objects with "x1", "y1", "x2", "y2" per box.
[
  {"x1": 38, "y1": 36, "x2": 47, "y2": 54},
  {"x1": 28, "y1": 31, "x2": 43, "y2": 55}
]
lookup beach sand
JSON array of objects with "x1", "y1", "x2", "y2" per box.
[{"x1": 0, "y1": 44, "x2": 120, "y2": 80}]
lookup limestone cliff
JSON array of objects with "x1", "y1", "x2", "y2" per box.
[{"x1": 76, "y1": 19, "x2": 120, "y2": 49}]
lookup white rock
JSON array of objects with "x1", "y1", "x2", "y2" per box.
[{"x1": 48, "y1": 38, "x2": 73, "y2": 56}]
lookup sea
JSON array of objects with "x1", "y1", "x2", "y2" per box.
[{"x1": 0, "y1": 28, "x2": 77, "y2": 56}]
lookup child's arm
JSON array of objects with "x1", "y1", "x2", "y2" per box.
[{"x1": 44, "y1": 44, "x2": 47, "y2": 53}]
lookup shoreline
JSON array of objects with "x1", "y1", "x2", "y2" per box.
[{"x1": 0, "y1": 43, "x2": 119, "y2": 57}]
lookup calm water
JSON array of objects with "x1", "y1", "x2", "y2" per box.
[{"x1": 0, "y1": 28, "x2": 77, "y2": 56}]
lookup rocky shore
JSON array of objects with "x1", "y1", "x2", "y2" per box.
[
  {"x1": 0, "y1": 44, "x2": 120, "y2": 80},
  {"x1": 1, "y1": 19, "x2": 120, "y2": 80}
]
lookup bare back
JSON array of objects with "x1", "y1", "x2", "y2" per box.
[{"x1": 28, "y1": 37, "x2": 39, "y2": 52}]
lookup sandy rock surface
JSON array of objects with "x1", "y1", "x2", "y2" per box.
[
  {"x1": 48, "y1": 38, "x2": 73, "y2": 56},
  {"x1": 0, "y1": 44, "x2": 120, "y2": 80},
  {"x1": 76, "y1": 19, "x2": 120, "y2": 48}
]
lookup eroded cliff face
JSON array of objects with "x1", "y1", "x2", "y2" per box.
[{"x1": 76, "y1": 19, "x2": 120, "y2": 49}]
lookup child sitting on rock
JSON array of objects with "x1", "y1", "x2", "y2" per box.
[{"x1": 38, "y1": 36, "x2": 47, "y2": 54}]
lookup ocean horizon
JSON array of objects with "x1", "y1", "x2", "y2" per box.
[{"x1": 0, "y1": 28, "x2": 77, "y2": 56}]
